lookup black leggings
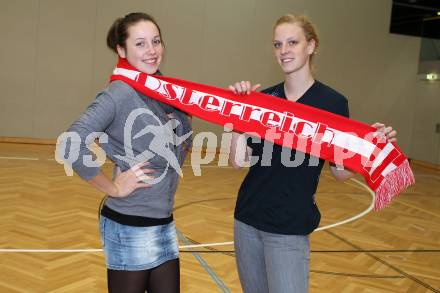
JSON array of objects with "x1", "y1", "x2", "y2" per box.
[{"x1": 107, "y1": 259, "x2": 180, "y2": 293}]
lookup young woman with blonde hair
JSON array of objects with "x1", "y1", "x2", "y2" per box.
[{"x1": 229, "y1": 14, "x2": 396, "y2": 293}]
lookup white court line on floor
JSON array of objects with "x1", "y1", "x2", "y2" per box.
[
  {"x1": 0, "y1": 249, "x2": 103, "y2": 253},
  {"x1": 0, "y1": 178, "x2": 374, "y2": 253},
  {"x1": 0, "y1": 157, "x2": 235, "y2": 168},
  {"x1": 0, "y1": 156, "x2": 39, "y2": 161},
  {"x1": 182, "y1": 165, "x2": 232, "y2": 168},
  {"x1": 179, "y1": 178, "x2": 374, "y2": 249}
]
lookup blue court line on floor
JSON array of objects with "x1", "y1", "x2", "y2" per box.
[{"x1": 177, "y1": 230, "x2": 231, "y2": 293}]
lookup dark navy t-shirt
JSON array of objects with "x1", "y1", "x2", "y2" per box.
[{"x1": 234, "y1": 81, "x2": 349, "y2": 235}]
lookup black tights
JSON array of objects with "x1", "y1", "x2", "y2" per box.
[{"x1": 107, "y1": 259, "x2": 180, "y2": 293}]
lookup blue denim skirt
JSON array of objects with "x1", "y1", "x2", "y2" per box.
[{"x1": 99, "y1": 215, "x2": 179, "y2": 270}]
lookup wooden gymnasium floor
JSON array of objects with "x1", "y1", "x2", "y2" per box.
[{"x1": 0, "y1": 142, "x2": 439, "y2": 293}]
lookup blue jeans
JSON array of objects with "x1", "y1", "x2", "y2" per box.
[{"x1": 234, "y1": 220, "x2": 310, "y2": 293}]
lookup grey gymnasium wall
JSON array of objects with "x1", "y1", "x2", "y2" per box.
[{"x1": 0, "y1": 0, "x2": 439, "y2": 163}]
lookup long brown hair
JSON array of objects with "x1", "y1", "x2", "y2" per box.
[{"x1": 106, "y1": 12, "x2": 164, "y2": 53}]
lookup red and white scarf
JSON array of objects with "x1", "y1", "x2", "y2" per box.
[{"x1": 111, "y1": 58, "x2": 415, "y2": 210}]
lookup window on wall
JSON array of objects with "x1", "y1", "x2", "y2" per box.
[
  {"x1": 389, "y1": 0, "x2": 440, "y2": 39},
  {"x1": 418, "y1": 37, "x2": 440, "y2": 80},
  {"x1": 390, "y1": 0, "x2": 440, "y2": 80}
]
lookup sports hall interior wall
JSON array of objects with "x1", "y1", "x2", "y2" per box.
[{"x1": 0, "y1": 0, "x2": 439, "y2": 164}]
